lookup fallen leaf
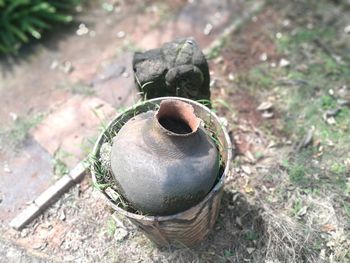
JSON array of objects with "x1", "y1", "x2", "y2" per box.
[
  {"x1": 321, "y1": 224, "x2": 336, "y2": 233},
  {"x1": 262, "y1": 111, "x2": 274, "y2": 119},
  {"x1": 244, "y1": 185, "x2": 254, "y2": 194},
  {"x1": 297, "y1": 206, "x2": 308, "y2": 217},
  {"x1": 296, "y1": 128, "x2": 313, "y2": 151},
  {"x1": 257, "y1": 101, "x2": 273, "y2": 111},
  {"x1": 241, "y1": 165, "x2": 252, "y2": 175}
]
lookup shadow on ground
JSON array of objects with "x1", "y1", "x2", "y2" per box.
[{"x1": 151, "y1": 188, "x2": 321, "y2": 263}]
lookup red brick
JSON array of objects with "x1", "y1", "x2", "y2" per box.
[{"x1": 31, "y1": 96, "x2": 116, "y2": 168}]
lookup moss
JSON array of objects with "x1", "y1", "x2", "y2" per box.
[
  {"x1": 5, "y1": 113, "x2": 45, "y2": 145},
  {"x1": 53, "y1": 150, "x2": 70, "y2": 178},
  {"x1": 330, "y1": 162, "x2": 347, "y2": 175},
  {"x1": 288, "y1": 164, "x2": 308, "y2": 185}
]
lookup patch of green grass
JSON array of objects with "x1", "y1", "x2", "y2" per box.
[
  {"x1": 57, "y1": 82, "x2": 95, "y2": 96},
  {"x1": 106, "y1": 217, "x2": 116, "y2": 237},
  {"x1": 320, "y1": 95, "x2": 337, "y2": 110},
  {"x1": 235, "y1": 66, "x2": 277, "y2": 92},
  {"x1": 8, "y1": 113, "x2": 44, "y2": 144},
  {"x1": 292, "y1": 198, "x2": 303, "y2": 216},
  {"x1": 288, "y1": 164, "x2": 307, "y2": 185},
  {"x1": 277, "y1": 27, "x2": 335, "y2": 55},
  {"x1": 281, "y1": 149, "x2": 312, "y2": 186},
  {"x1": 53, "y1": 150, "x2": 70, "y2": 177},
  {"x1": 254, "y1": 151, "x2": 264, "y2": 160},
  {"x1": 228, "y1": 1, "x2": 350, "y2": 261},
  {"x1": 223, "y1": 249, "x2": 234, "y2": 258},
  {"x1": 343, "y1": 202, "x2": 350, "y2": 219},
  {"x1": 330, "y1": 162, "x2": 347, "y2": 175},
  {"x1": 245, "y1": 230, "x2": 258, "y2": 241},
  {"x1": 206, "y1": 35, "x2": 228, "y2": 60},
  {"x1": 78, "y1": 134, "x2": 98, "y2": 157},
  {"x1": 120, "y1": 39, "x2": 141, "y2": 53}
]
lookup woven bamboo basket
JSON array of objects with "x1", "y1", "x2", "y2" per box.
[{"x1": 91, "y1": 97, "x2": 233, "y2": 247}]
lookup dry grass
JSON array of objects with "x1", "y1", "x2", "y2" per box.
[{"x1": 261, "y1": 205, "x2": 322, "y2": 263}]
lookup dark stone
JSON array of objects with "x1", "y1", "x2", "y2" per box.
[{"x1": 132, "y1": 38, "x2": 210, "y2": 101}]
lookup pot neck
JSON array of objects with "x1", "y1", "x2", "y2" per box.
[{"x1": 154, "y1": 100, "x2": 201, "y2": 137}]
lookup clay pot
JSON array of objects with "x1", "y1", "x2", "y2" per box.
[
  {"x1": 92, "y1": 97, "x2": 233, "y2": 247},
  {"x1": 110, "y1": 100, "x2": 219, "y2": 215}
]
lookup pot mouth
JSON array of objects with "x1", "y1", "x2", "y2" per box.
[{"x1": 155, "y1": 99, "x2": 201, "y2": 136}]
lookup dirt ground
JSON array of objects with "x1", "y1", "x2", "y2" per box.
[{"x1": 1, "y1": 0, "x2": 350, "y2": 262}]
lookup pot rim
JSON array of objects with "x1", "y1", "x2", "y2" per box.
[
  {"x1": 91, "y1": 96, "x2": 233, "y2": 222},
  {"x1": 155, "y1": 99, "x2": 201, "y2": 137}
]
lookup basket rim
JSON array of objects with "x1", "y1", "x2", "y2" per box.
[{"x1": 91, "y1": 96, "x2": 233, "y2": 222}]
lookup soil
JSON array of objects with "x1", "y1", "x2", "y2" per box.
[{"x1": 221, "y1": 7, "x2": 281, "y2": 74}]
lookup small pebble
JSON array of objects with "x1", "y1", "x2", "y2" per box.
[
  {"x1": 241, "y1": 165, "x2": 252, "y2": 175},
  {"x1": 50, "y1": 60, "x2": 59, "y2": 70},
  {"x1": 117, "y1": 31, "x2": 126, "y2": 38},
  {"x1": 228, "y1": 73, "x2": 235, "y2": 81},
  {"x1": 282, "y1": 19, "x2": 290, "y2": 27},
  {"x1": 344, "y1": 25, "x2": 350, "y2": 34},
  {"x1": 259, "y1": 53, "x2": 267, "y2": 62},
  {"x1": 203, "y1": 23, "x2": 213, "y2": 35},
  {"x1": 9, "y1": 112, "x2": 18, "y2": 121},
  {"x1": 114, "y1": 228, "x2": 128, "y2": 242},
  {"x1": 59, "y1": 210, "x2": 66, "y2": 221},
  {"x1": 76, "y1": 23, "x2": 89, "y2": 36},
  {"x1": 4, "y1": 164, "x2": 12, "y2": 173},
  {"x1": 61, "y1": 61, "x2": 74, "y2": 74},
  {"x1": 279, "y1": 58, "x2": 290, "y2": 67}
]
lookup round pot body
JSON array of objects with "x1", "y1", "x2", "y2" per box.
[
  {"x1": 91, "y1": 97, "x2": 233, "y2": 247},
  {"x1": 110, "y1": 100, "x2": 220, "y2": 216}
]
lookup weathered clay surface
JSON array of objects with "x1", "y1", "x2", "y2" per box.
[
  {"x1": 110, "y1": 100, "x2": 219, "y2": 215},
  {"x1": 133, "y1": 38, "x2": 210, "y2": 101}
]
